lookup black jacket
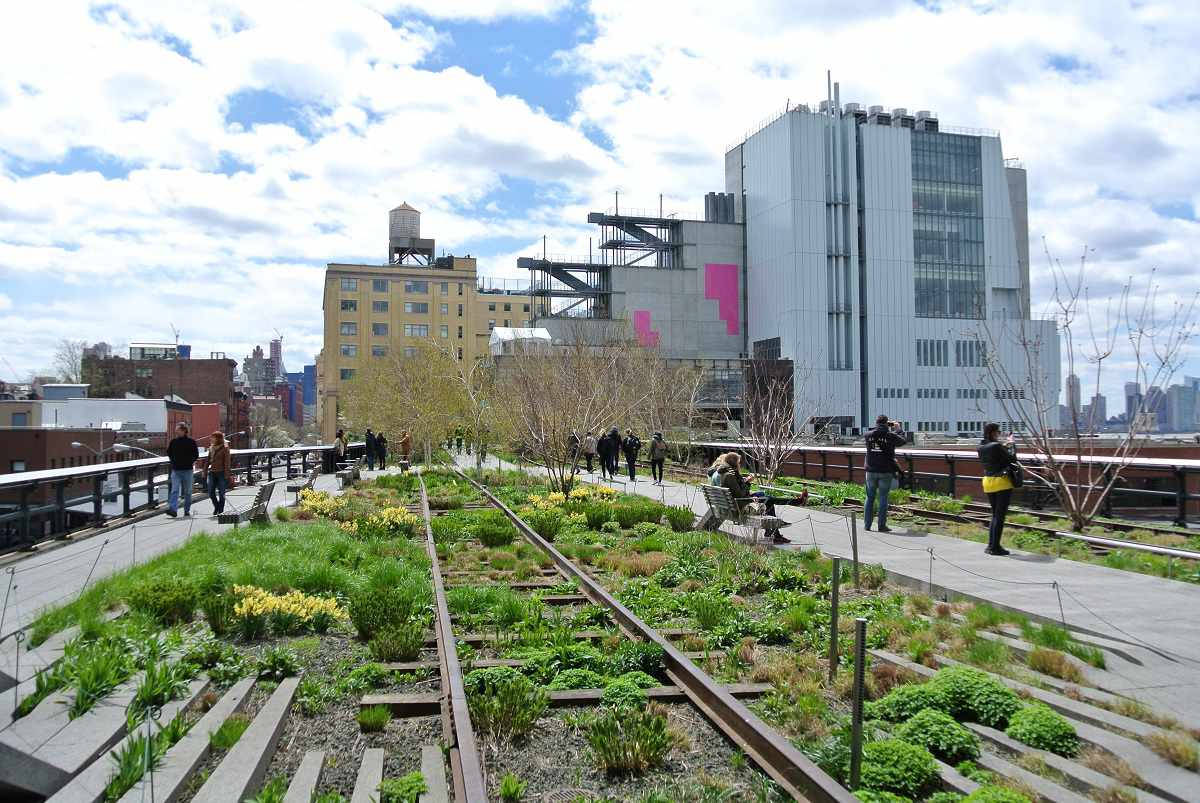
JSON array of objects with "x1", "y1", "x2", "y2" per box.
[
  {"x1": 622, "y1": 435, "x2": 641, "y2": 455},
  {"x1": 167, "y1": 436, "x2": 199, "y2": 471},
  {"x1": 978, "y1": 440, "x2": 1017, "y2": 476},
  {"x1": 597, "y1": 433, "x2": 616, "y2": 457},
  {"x1": 864, "y1": 425, "x2": 905, "y2": 473},
  {"x1": 365, "y1": 431, "x2": 377, "y2": 455}
]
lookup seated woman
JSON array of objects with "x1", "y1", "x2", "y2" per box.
[{"x1": 709, "y1": 453, "x2": 807, "y2": 543}]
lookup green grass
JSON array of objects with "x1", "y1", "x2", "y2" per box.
[
  {"x1": 358, "y1": 704, "x2": 392, "y2": 733},
  {"x1": 1021, "y1": 623, "x2": 1106, "y2": 669},
  {"x1": 209, "y1": 714, "x2": 251, "y2": 750}
]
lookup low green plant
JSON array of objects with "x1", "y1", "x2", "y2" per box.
[
  {"x1": 955, "y1": 759, "x2": 996, "y2": 784},
  {"x1": 200, "y1": 592, "x2": 235, "y2": 636},
  {"x1": 965, "y1": 637, "x2": 1011, "y2": 671},
  {"x1": 256, "y1": 646, "x2": 301, "y2": 681},
  {"x1": 930, "y1": 665, "x2": 1021, "y2": 728},
  {"x1": 209, "y1": 713, "x2": 251, "y2": 750},
  {"x1": 865, "y1": 682, "x2": 948, "y2": 723},
  {"x1": 926, "y1": 793, "x2": 965, "y2": 803},
  {"x1": 1021, "y1": 623, "x2": 1106, "y2": 669},
  {"x1": 607, "y1": 641, "x2": 665, "y2": 676},
  {"x1": 1027, "y1": 647, "x2": 1083, "y2": 683},
  {"x1": 546, "y1": 668, "x2": 607, "y2": 690},
  {"x1": 600, "y1": 520, "x2": 622, "y2": 534},
  {"x1": 69, "y1": 646, "x2": 132, "y2": 719},
  {"x1": 348, "y1": 575, "x2": 430, "y2": 640},
  {"x1": 1005, "y1": 703, "x2": 1079, "y2": 756},
  {"x1": 663, "y1": 505, "x2": 695, "y2": 532},
  {"x1": 522, "y1": 508, "x2": 563, "y2": 540},
  {"x1": 852, "y1": 792, "x2": 912, "y2": 803},
  {"x1": 617, "y1": 670, "x2": 658, "y2": 689},
  {"x1": 296, "y1": 676, "x2": 335, "y2": 715},
  {"x1": 127, "y1": 659, "x2": 192, "y2": 725},
  {"x1": 859, "y1": 739, "x2": 939, "y2": 799},
  {"x1": 103, "y1": 712, "x2": 192, "y2": 801},
  {"x1": 600, "y1": 679, "x2": 647, "y2": 711},
  {"x1": 687, "y1": 592, "x2": 731, "y2": 630},
  {"x1": 894, "y1": 708, "x2": 980, "y2": 762},
  {"x1": 245, "y1": 775, "x2": 289, "y2": 803},
  {"x1": 475, "y1": 511, "x2": 518, "y2": 547},
  {"x1": 587, "y1": 707, "x2": 673, "y2": 774},
  {"x1": 378, "y1": 771, "x2": 426, "y2": 803},
  {"x1": 499, "y1": 772, "x2": 528, "y2": 802},
  {"x1": 963, "y1": 787, "x2": 1033, "y2": 803},
  {"x1": 358, "y1": 704, "x2": 392, "y2": 733},
  {"x1": 15, "y1": 663, "x2": 68, "y2": 718},
  {"x1": 312, "y1": 794, "x2": 347, "y2": 803},
  {"x1": 335, "y1": 662, "x2": 394, "y2": 696},
  {"x1": 464, "y1": 667, "x2": 548, "y2": 741},
  {"x1": 127, "y1": 576, "x2": 198, "y2": 625},
  {"x1": 369, "y1": 622, "x2": 426, "y2": 662}
]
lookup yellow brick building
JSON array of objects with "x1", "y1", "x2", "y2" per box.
[{"x1": 318, "y1": 206, "x2": 532, "y2": 440}]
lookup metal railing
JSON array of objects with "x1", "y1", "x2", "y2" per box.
[
  {"x1": 688, "y1": 441, "x2": 1200, "y2": 527},
  {"x1": 0, "y1": 442, "x2": 366, "y2": 552}
]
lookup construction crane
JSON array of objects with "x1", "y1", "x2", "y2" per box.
[{"x1": 169, "y1": 323, "x2": 181, "y2": 347}]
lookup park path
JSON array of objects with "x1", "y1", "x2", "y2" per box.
[{"x1": 457, "y1": 453, "x2": 1200, "y2": 714}]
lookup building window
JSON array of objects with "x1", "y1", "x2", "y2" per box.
[
  {"x1": 488, "y1": 302, "x2": 496, "y2": 311},
  {"x1": 457, "y1": 304, "x2": 463, "y2": 317},
  {"x1": 340, "y1": 322, "x2": 358, "y2": 336},
  {"x1": 955, "y1": 339, "x2": 986, "y2": 368},
  {"x1": 488, "y1": 319, "x2": 495, "y2": 330},
  {"x1": 403, "y1": 324, "x2": 429, "y2": 337},
  {"x1": 503, "y1": 302, "x2": 511, "y2": 312},
  {"x1": 458, "y1": 283, "x2": 464, "y2": 296},
  {"x1": 912, "y1": 132, "x2": 985, "y2": 319},
  {"x1": 339, "y1": 368, "x2": 355, "y2": 380},
  {"x1": 372, "y1": 323, "x2": 389, "y2": 336},
  {"x1": 440, "y1": 282, "x2": 448, "y2": 294},
  {"x1": 503, "y1": 319, "x2": 510, "y2": 327},
  {"x1": 457, "y1": 326, "x2": 463, "y2": 338},
  {"x1": 523, "y1": 303, "x2": 530, "y2": 313},
  {"x1": 135, "y1": 367, "x2": 152, "y2": 377},
  {"x1": 340, "y1": 278, "x2": 358, "y2": 291},
  {"x1": 12, "y1": 412, "x2": 28, "y2": 426},
  {"x1": 10, "y1": 460, "x2": 26, "y2": 472},
  {"x1": 373, "y1": 300, "x2": 388, "y2": 313},
  {"x1": 404, "y1": 280, "x2": 428, "y2": 293},
  {"x1": 373, "y1": 278, "x2": 388, "y2": 292},
  {"x1": 340, "y1": 299, "x2": 357, "y2": 311},
  {"x1": 340, "y1": 344, "x2": 358, "y2": 357},
  {"x1": 916, "y1": 339, "x2": 948, "y2": 367},
  {"x1": 440, "y1": 303, "x2": 449, "y2": 315},
  {"x1": 372, "y1": 346, "x2": 387, "y2": 357},
  {"x1": 457, "y1": 347, "x2": 463, "y2": 360},
  {"x1": 404, "y1": 302, "x2": 429, "y2": 314},
  {"x1": 440, "y1": 325, "x2": 449, "y2": 338}
]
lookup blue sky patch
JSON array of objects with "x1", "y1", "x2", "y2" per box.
[
  {"x1": 224, "y1": 88, "x2": 322, "y2": 140},
  {"x1": 6, "y1": 146, "x2": 133, "y2": 179}
]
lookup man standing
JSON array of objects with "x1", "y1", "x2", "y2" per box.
[
  {"x1": 622, "y1": 429, "x2": 642, "y2": 481},
  {"x1": 365, "y1": 428, "x2": 377, "y2": 470},
  {"x1": 648, "y1": 432, "x2": 668, "y2": 485},
  {"x1": 582, "y1": 431, "x2": 597, "y2": 473},
  {"x1": 166, "y1": 422, "x2": 199, "y2": 518},
  {"x1": 863, "y1": 414, "x2": 906, "y2": 532}
]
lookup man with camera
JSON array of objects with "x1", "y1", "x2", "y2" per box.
[{"x1": 864, "y1": 414, "x2": 906, "y2": 532}]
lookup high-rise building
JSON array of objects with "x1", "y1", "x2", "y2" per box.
[
  {"x1": 1165, "y1": 384, "x2": 1197, "y2": 433},
  {"x1": 270, "y1": 338, "x2": 285, "y2": 377},
  {"x1": 1124, "y1": 381, "x2": 1143, "y2": 423},
  {"x1": 1088, "y1": 393, "x2": 1106, "y2": 429},
  {"x1": 1066, "y1": 374, "x2": 1082, "y2": 415},
  {"x1": 1144, "y1": 386, "x2": 1167, "y2": 431},
  {"x1": 724, "y1": 99, "x2": 1060, "y2": 434}
]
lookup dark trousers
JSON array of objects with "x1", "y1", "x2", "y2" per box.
[
  {"x1": 625, "y1": 452, "x2": 637, "y2": 480},
  {"x1": 207, "y1": 471, "x2": 227, "y2": 514},
  {"x1": 585, "y1": 453, "x2": 594, "y2": 472},
  {"x1": 366, "y1": 450, "x2": 376, "y2": 470},
  {"x1": 651, "y1": 459, "x2": 664, "y2": 482},
  {"x1": 378, "y1": 450, "x2": 387, "y2": 469},
  {"x1": 986, "y1": 489, "x2": 1012, "y2": 551}
]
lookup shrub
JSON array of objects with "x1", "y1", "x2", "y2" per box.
[
  {"x1": 546, "y1": 668, "x2": 607, "y2": 690},
  {"x1": 1005, "y1": 703, "x2": 1079, "y2": 756},
  {"x1": 128, "y1": 577, "x2": 198, "y2": 625},
  {"x1": 473, "y1": 510, "x2": 518, "y2": 547},
  {"x1": 1144, "y1": 730, "x2": 1199, "y2": 770},
  {"x1": 200, "y1": 592, "x2": 235, "y2": 636},
  {"x1": 1028, "y1": 648, "x2": 1083, "y2": 683},
  {"x1": 257, "y1": 647, "x2": 301, "y2": 681},
  {"x1": 866, "y1": 682, "x2": 949, "y2": 723},
  {"x1": 859, "y1": 739, "x2": 939, "y2": 799},
  {"x1": 358, "y1": 704, "x2": 392, "y2": 733},
  {"x1": 377, "y1": 772, "x2": 426, "y2": 803},
  {"x1": 963, "y1": 787, "x2": 1033, "y2": 803},
  {"x1": 664, "y1": 505, "x2": 695, "y2": 532},
  {"x1": 687, "y1": 592, "x2": 731, "y2": 630},
  {"x1": 853, "y1": 792, "x2": 913, "y2": 803},
  {"x1": 464, "y1": 667, "x2": 547, "y2": 741},
  {"x1": 612, "y1": 498, "x2": 666, "y2": 529},
  {"x1": 369, "y1": 622, "x2": 426, "y2": 662},
  {"x1": 607, "y1": 642, "x2": 665, "y2": 677},
  {"x1": 522, "y1": 508, "x2": 563, "y2": 540},
  {"x1": 209, "y1": 713, "x2": 251, "y2": 750},
  {"x1": 894, "y1": 708, "x2": 980, "y2": 762},
  {"x1": 587, "y1": 707, "x2": 673, "y2": 774},
  {"x1": 245, "y1": 775, "x2": 289, "y2": 803},
  {"x1": 601, "y1": 679, "x2": 647, "y2": 711},
  {"x1": 617, "y1": 670, "x2": 658, "y2": 689},
  {"x1": 349, "y1": 581, "x2": 429, "y2": 640},
  {"x1": 498, "y1": 772, "x2": 527, "y2": 802},
  {"x1": 927, "y1": 794, "x2": 965, "y2": 803},
  {"x1": 930, "y1": 665, "x2": 1021, "y2": 728},
  {"x1": 128, "y1": 660, "x2": 193, "y2": 725},
  {"x1": 600, "y1": 521, "x2": 621, "y2": 534}
]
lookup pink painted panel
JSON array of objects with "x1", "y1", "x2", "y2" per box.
[
  {"x1": 632, "y1": 309, "x2": 660, "y2": 347},
  {"x1": 704, "y1": 263, "x2": 739, "y2": 335}
]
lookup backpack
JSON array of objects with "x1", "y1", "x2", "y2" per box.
[{"x1": 626, "y1": 435, "x2": 641, "y2": 453}]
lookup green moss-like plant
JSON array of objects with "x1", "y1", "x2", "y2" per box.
[
  {"x1": 357, "y1": 704, "x2": 392, "y2": 733},
  {"x1": 963, "y1": 786, "x2": 1033, "y2": 803},
  {"x1": 865, "y1": 682, "x2": 949, "y2": 723},
  {"x1": 586, "y1": 707, "x2": 673, "y2": 774},
  {"x1": 377, "y1": 771, "x2": 426, "y2": 803},
  {"x1": 546, "y1": 668, "x2": 607, "y2": 690},
  {"x1": 464, "y1": 667, "x2": 547, "y2": 741},
  {"x1": 930, "y1": 665, "x2": 1021, "y2": 728},
  {"x1": 1005, "y1": 703, "x2": 1079, "y2": 756},
  {"x1": 894, "y1": 708, "x2": 980, "y2": 763},
  {"x1": 859, "y1": 739, "x2": 939, "y2": 800},
  {"x1": 600, "y1": 679, "x2": 647, "y2": 711}
]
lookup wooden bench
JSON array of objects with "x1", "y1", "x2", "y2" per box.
[
  {"x1": 286, "y1": 467, "x2": 319, "y2": 504},
  {"x1": 698, "y1": 484, "x2": 789, "y2": 545},
  {"x1": 216, "y1": 481, "x2": 276, "y2": 528},
  {"x1": 336, "y1": 456, "x2": 364, "y2": 488}
]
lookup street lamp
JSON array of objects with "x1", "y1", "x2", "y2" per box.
[{"x1": 112, "y1": 443, "x2": 159, "y2": 458}]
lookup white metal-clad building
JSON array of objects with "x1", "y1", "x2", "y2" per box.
[{"x1": 726, "y1": 102, "x2": 1060, "y2": 435}]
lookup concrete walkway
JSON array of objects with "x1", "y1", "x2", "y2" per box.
[
  {"x1": 457, "y1": 454, "x2": 1200, "y2": 714},
  {"x1": 0, "y1": 469, "x2": 381, "y2": 641}
]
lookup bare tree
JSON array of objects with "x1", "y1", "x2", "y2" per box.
[
  {"x1": 979, "y1": 244, "x2": 1198, "y2": 530},
  {"x1": 435, "y1": 342, "x2": 500, "y2": 473},
  {"x1": 248, "y1": 401, "x2": 298, "y2": 447},
  {"x1": 53, "y1": 339, "x2": 87, "y2": 383},
  {"x1": 634, "y1": 356, "x2": 706, "y2": 464}
]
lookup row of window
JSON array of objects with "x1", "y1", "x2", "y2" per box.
[
  {"x1": 339, "y1": 347, "x2": 467, "y2": 380},
  {"x1": 915, "y1": 339, "x2": 988, "y2": 368},
  {"x1": 879, "y1": 387, "x2": 1009, "y2": 401},
  {"x1": 916, "y1": 339, "x2": 949, "y2": 367},
  {"x1": 339, "y1": 300, "x2": 440, "y2": 314},
  {"x1": 916, "y1": 421, "x2": 950, "y2": 432},
  {"x1": 916, "y1": 388, "x2": 949, "y2": 399},
  {"x1": 995, "y1": 389, "x2": 1026, "y2": 399},
  {"x1": 877, "y1": 387, "x2": 909, "y2": 399},
  {"x1": 341, "y1": 278, "x2": 465, "y2": 295},
  {"x1": 486, "y1": 302, "x2": 528, "y2": 313},
  {"x1": 957, "y1": 421, "x2": 986, "y2": 432},
  {"x1": 957, "y1": 388, "x2": 987, "y2": 399}
]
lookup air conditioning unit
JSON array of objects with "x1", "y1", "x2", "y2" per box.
[
  {"x1": 868, "y1": 105, "x2": 884, "y2": 115},
  {"x1": 891, "y1": 107, "x2": 908, "y2": 118},
  {"x1": 818, "y1": 100, "x2": 833, "y2": 113}
]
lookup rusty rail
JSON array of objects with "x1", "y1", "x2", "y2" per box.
[
  {"x1": 451, "y1": 465, "x2": 855, "y2": 803},
  {"x1": 417, "y1": 472, "x2": 488, "y2": 801}
]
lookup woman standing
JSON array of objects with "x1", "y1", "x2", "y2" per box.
[
  {"x1": 207, "y1": 431, "x2": 232, "y2": 515},
  {"x1": 376, "y1": 432, "x2": 388, "y2": 469},
  {"x1": 978, "y1": 423, "x2": 1018, "y2": 556},
  {"x1": 648, "y1": 432, "x2": 668, "y2": 485}
]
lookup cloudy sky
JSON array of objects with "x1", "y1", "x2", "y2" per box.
[{"x1": 1, "y1": 0, "x2": 1197, "y2": 405}]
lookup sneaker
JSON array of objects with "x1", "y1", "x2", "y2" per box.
[
  {"x1": 165, "y1": 510, "x2": 177, "y2": 518},
  {"x1": 984, "y1": 546, "x2": 1012, "y2": 556},
  {"x1": 878, "y1": 526, "x2": 892, "y2": 533},
  {"x1": 772, "y1": 533, "x2": 791, "y2": 544},
  {"x1": 863, "y1": 523, "x2": 872, "y2": 531}
]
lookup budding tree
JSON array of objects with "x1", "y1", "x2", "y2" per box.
[
  {"x1": 54, "y1": 339, "x2": 87, "y2": 383},
  {"x1": 729, "y1": 358, "x2": 826, "y2": 482},
  {"x1": 979, "y1": 244, "x2": 1198, "y2": 530}
]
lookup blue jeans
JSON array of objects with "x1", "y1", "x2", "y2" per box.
[
  {"x1": 864, "y1": 472, "x2": 895, "y2": 529},
  {"x1": 207, "y1": 471, "x2": 227, "y2": 514},
  {"x1": 169, "y1": 469, "x2": 194, "y2": 514}
]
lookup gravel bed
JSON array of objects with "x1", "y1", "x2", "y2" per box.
[
  {"x1": 483, "y1": 703, "x2": 775, "y2": 802},
  {"x1": 178, "y1": 680, "x2": 274, "y2": 802}
]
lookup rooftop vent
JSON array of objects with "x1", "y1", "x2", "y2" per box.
[
  {"x1": 818, "y1": 100, "x2": 834, "y2": 113},
  {"x1": 843, "y1": 102, "x2": 862, "y2": 113},
  {"x1": 867, "y1": 105, "x2": 891, "y2": 125},
  {"x1": 915, "y1": 110, "x2": 939, "y2": 132},
  {"x1": 868, "y1": 105, "x2": 884, "y2": 115}
]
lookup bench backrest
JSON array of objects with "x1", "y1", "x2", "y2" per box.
[
  {"x1": 701, "y1": 484, "x2": 742, "y2": 523},
  {"x1": 251, "y1": 481, "x2": 275, "y2": 509}
]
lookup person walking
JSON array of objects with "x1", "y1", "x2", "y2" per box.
[
  {"x1": 334, "y1": 429, "x2": 347, "y2": 465},
  {"x1": 648, "y1": 432, "x2": 668, "y2": 485},
  {"x1": 568, "y1": 430, "x2": 580, "y2": 466},
  {"x1": 206, "y1": 431, "x2": 232, "y2": 515},
  {"x1": 364, "y1": 428, "x2": 377, "y2": 470},
  {"x1": 978, "y1": 422, "x2": 1018, "y2": 556},
  {"x1": 606, "y1": 426, "x2": 621, "y2": 477},
  {"x1": 455, "y1": 426, "x2": 464, "y2": 454},
  {"x1": 399, "y1": 430, "x2": 413, "y2": 463},
  {"x1": 376, "y1": 432, "x2": 388, "y2": 469},
  {"x1": 583, "y1": 431, "x2": 597, "y2": 473},
  {"x1": 166, "y1": 422, "x2": 199, "y2": 518},
  {"x1": 622, "y1": 428, "x2": 642, "y2": 481},
  {"x1": 596, "y1": 429, "x2": 614, "y2": 480},
  {"x1": 863, "y1": 414, "x2": 906, "y2": 532}
]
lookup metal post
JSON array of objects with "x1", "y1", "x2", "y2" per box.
[
  {"x1": 947, "y1": 457, "x2": 956, "y2": 497},
  {"x1": 849, "y1": 512, "x2": 860, "y2": 589},
  {"x1": 286, "y1": 452, "x2": 292, "y2": 478},
  {"x1": 54, "y1": 482, "x2": 66, "y2": 536},
  {"x1": 18, "y1": 486, "x2": 30, "y2": 548},
  {"x1": 849, "y1": 617, "x2": 867, "y2": 789},
  {"x1": 92, "y1": 475, "x2": 104, "y2": 527},
  {"x1": 267, "y1": 454, "x2": 274, "y2": 481},
  {"x1": 121, "y1": 469, "x2": 131, "y2": 516},
  {"x1": 829, "y1": 557, "x2": 841, "y2": 682},
  {"x1": 1174, "y1": 467, "x2": 1188, "y2": 528},
  {"x1": 847, "y1": 453, "x2": 855, "y2": 484},
  {"x1": 820, "y1": 452, "x2": 828, "y2": 481},
  {"x1": 146, "y1": 465, "x2": 156, "y2": 509},
  {"x1": 906, "y1": 456, "x2": 916, "y2": 491},
  {"x1": 801, "y1": 451, "x2": 809, "y2": 479}
]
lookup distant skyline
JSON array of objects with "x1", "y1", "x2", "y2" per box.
[{"x1": 1, "y1": 1, "x2": 1198, "y2": 405}]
